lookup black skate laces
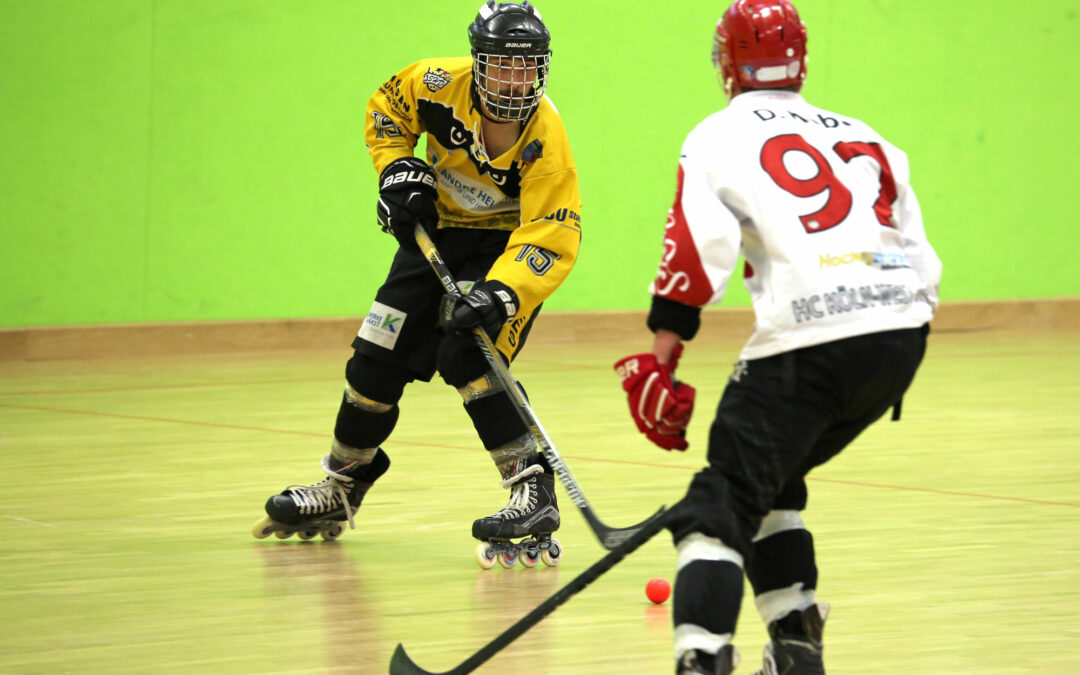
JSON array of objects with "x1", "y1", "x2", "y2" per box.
[{"x1": 283, "y1": 455, "x2": 358, "y2": 529}]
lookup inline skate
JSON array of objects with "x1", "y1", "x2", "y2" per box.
[
  {"x1": 252, "y1": 448, "x2": 389, "y2": 541},
  {"x1": 472, "y1": 465, "x2": 561, "y2": 569}
]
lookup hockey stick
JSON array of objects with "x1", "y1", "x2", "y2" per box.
[
  {"x1": 413, "y1": 225, "x2": 665, "y2": 550},
  {"x1": 389, "y1": 501, "x2": 678, "y2": 675}
]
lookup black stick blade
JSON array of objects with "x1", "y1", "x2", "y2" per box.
[
  {"x1": 589, "y1": 505, "x2": 668, "y2": 550},
  {"x1": 390, "y1": 644, "x2": 441, "y2": 675},
  {"x1": 387, "y1": 505, "x2": 680, "y2": 675}
]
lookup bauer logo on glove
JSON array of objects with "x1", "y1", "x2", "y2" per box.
[
  {"x1": 380, "y1": 167, "x2": 437, "y2": 191},
  {"x1": 613, "y1": 344, "x2": 695, "y2": 451},
  {"x1": 376, "y1": 156, "x2": 439, "y2": 249},
  {"x1": 439, "y1": 280, "x2": 520, "y2": 339}
]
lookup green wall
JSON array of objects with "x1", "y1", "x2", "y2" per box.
[{"x1": 1, "y1": 1, "x2": 1078, "y2": 328}]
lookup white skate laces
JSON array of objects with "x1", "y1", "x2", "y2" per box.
[
  {"x1": 498, "y1": 463, "x2": 543, "y2": 489},
  {"x1": 494, "y1": 465, "x2": 543, "y2": 520},
  {"x1": 283, "y1": 455, "x2": 359, "y2": 529}
]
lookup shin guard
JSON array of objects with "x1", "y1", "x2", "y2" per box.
[
  {"x1": 458, "y1": 371, "x2": 530, "y2": 451},
  {"x1": 748, "y1": 511, "x2": 819, "y2": 624},
  {"x1": 331, "y1": 384, "x2": 399, "y2": 470},
  {"x1": 673, "y1": 533, "x2": 745, "y2": 663}
]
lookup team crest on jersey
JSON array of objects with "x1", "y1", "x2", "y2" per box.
[
  {"x1": 522, "y1": 139, "x2": 544, "y2": 164},
  {"x1": 423, "y1": 67, "x2": 453, "y2": 92}
]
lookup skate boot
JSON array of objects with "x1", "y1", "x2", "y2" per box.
[
  {"x1": 472, "y1": 464, "x2": 561, "y2": 569},
  {"x1": 754, "y1": 603, "x2": 829, "y2": 675},
  {"x1": 677, "y1": 645, "x2": 741, "y2": 674},
  {"x1": 252, "y1": 448, "x2": 390, "y2": 541}
]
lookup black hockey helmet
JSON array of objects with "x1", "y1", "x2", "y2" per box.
[
  {"x1": 468, "y1": 1, "x2": 551, "y2": 122},
  {"x1": 468, "y1": 0, "x2": 550, "y2": 56}
]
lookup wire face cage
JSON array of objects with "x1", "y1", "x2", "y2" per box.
[{"x1": 472, "y1": 52, "x2": 550, "y2": 122}]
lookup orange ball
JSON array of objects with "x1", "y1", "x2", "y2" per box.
[{"x1": 645, "y1": 577, "x2": 671, "y2": 604}]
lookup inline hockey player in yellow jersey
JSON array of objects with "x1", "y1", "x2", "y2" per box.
[{"x1": 254, "y1": 1, "x2": 581, "y2": 569}]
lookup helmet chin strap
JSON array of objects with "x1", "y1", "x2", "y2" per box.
[{"x1": 716, "y1": 64, "x2": 737, "y2": 101}]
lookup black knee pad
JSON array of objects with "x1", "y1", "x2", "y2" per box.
[
  {"x1": 344, "y1": 352, "x2": 410, "y2": 403},
  {"x1": 668, "y1": 467, "x2": 762, "y2": 560},
  {"x1": 437, "y1": 332, "x2": 527, "y2": 449},
  {"x1": 747, "y1": 528, "x2": 818, "y2": 596},
  {"x1": 436, "y1": 332, "x2": 494, "y2": 388},
  {"x1": 337, "y1": 353, "x2": 410, "y2": 450},
  {"x1": 464, "y1": 394, "x2": 528, "y2": 450},
  {"x1": 334, "y1": 394, "x2": 400, "y2": 451}
]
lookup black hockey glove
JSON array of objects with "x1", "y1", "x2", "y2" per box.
[
  {"x1": 376, "y1": 157, "x2": 438, "y2": 249},
  {"x1": 440, "y1": 280, "x2": 519, "y2": 339}
]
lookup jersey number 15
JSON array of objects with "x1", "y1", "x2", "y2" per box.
[{"x1": 760, "y1": 133, "x2": 898, "y2": 234}]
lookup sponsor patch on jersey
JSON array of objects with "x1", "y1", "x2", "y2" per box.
[
  {"x1": 818, "y1": 251, "x2": 910, "y2": 269},
  {"x1": 423, "y1": 67, "x2": 453, "y2": 92},
  {"x1": 357, "y1": 301, "x2": 406, "y2": 350},
  {"x1": 436, "y1": 167, "x2": 513, "y2": 213},
  {"x1": 378, "y1": 74, "x2": 413, "y2": 121},
  {"x1": 871, "y1": 252, "x2": 910, "y2": 269},
  {"x1": 532, "y1": 207, "x2": 580, "y2": 226}
]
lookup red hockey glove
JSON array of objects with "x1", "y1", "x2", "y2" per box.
[{"x1": 613, "y1": 344, "x2": 695, "y2": 451}]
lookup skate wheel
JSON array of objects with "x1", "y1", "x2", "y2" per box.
[
  {"x1": 251, "y1": 516, "x2": 276, "y2": 539},
  {"x1": 297, "y1": 528, "x2": 319, "y2": 541},
  {"x1": 520, "y1": 547, "x2": 541, "y2": 568},
  {"x1": 475, "y1": 542, "x2": 497, "y2": 570},
  {"x1": 321, "y1": 522, "x2": 345, "y2": 541},
  {"x1": 497, "y1": 550, "x2": 518, "y2": 569},
  {"x1": 274, "y1": 528, "x2": 294, "y2": 539},
  {"x1": 541, "y1": 538, "x2": 562, "y2": 567}
]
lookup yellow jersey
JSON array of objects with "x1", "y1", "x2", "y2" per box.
[{"x1": 365, "y1": 57, "x2": 582, "y2": 324}]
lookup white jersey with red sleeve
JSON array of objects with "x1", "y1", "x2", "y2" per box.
[{"x1": 650, "y1": 90, "x2": 942, "y2": 361}]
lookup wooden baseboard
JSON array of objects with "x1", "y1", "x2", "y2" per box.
[{"x1": 1, "y1": 298, "x2": 1077, "y2": 362}]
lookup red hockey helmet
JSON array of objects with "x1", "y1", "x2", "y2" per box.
[{"x1": 712, "y1": 0, "x2": 807, "y2": 99}]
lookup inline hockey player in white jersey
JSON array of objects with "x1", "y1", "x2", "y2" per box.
[{"x1": 613, "y1": 1, "x2": 941, "y2": 673}]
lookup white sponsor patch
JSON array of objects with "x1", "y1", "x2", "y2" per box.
[
  {"x1": 436, "y1": 167, "x2": 517, "y2": 213},
  {"x1": 357, "y1": 301, "x2": 406, "y2": 350}
]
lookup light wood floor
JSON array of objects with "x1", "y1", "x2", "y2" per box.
[{"x1": 1, "y1": 311, "x2": 1078, "y2": 673}]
